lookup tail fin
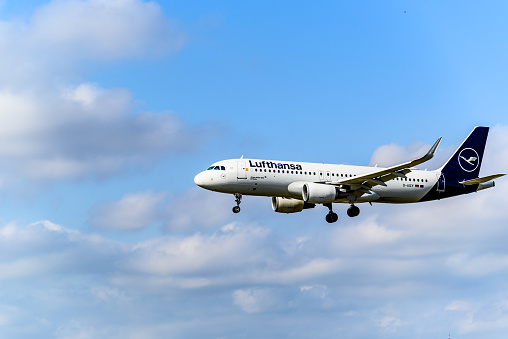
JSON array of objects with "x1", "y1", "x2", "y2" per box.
[{"x1": 440, "y1": 126, "x2": 489, "y2": 178}]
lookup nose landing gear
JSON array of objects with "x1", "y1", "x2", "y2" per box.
[{"x1": 232, "y1": 193, "x2": 242, "y2": 213}]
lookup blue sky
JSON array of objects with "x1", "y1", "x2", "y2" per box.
[{"x1": 0, "y1": 1, "x2": 507, "y2": 338}]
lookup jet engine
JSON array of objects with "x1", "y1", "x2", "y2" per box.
[
  {"x1": 302, "y1": 183, "x2": 338, "y2": 203},
  {"x1": 272, "y1": 197, "x2": 315, "y2": 213}
]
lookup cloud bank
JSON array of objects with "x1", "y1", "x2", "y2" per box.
[
  {"x1": 0, "y1": 0, "x2": 199, "y2": 183},
  {"x1": 0, "y1": 124, "x2": 506, "y2": 336},
  {"x1": 3, "y1": 175, "x2": 508, "y2": 338}
]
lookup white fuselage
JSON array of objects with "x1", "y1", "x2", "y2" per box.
[{"x1": 194, "y1": 158, "x2": 440, "y2": 204}]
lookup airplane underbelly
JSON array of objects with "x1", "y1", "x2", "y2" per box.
[
  {"x1": 221, "y1": 177, "x2": 291, "y2": 196},
  {"x1": 374, "y1": 185, "x2": 433, "y2": 203}
]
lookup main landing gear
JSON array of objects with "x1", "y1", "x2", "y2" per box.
[
  {"x1": 232, "y1": 193, "x2": 242, "y2": 213},
  {"x1": 324, "y1": 203, "x2": 339, "y2": 223},
  {"x1": 323, "y1": 203, "x2": 360, "y2": 223},
  {"x1": 346, "y1": 195, "x2": 360, "y2": 218},
  {"x1": 347, "y1": 205, "x2": 360, "y2": 218}
]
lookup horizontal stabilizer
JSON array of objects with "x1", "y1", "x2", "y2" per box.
[{"x1": 459, "y1": 174, "x2": 506, "y2": 185}]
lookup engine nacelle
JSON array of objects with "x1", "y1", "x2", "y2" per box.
[
  {"x1": 287, "y1": 181, "x2": 305, "y2": 199},
  {"x1": 302, "y1": 183, "x2": 338, "y2": 203},
  {"x1": 272, "y1": 197, "x2": 305, "y2": 213}
]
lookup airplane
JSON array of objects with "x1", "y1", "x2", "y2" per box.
[{"x1": 194, "y1": 126, "x2": 505, "y2": 223}]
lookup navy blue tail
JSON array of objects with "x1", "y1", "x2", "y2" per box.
[{"x1": 440, "y1": 126, "x2": 489, "y2": 179}]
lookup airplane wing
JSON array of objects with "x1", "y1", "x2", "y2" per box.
[
  {"x1": 459, "y1": 174, "x2": 506, "y2": 185},
  {"x1": 329, "y1": 137, "x2": 442, "y2": 191}
]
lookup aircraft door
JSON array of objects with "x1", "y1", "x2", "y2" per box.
[
  {"x1": 437, "y1": 173, "x2": 445, "y2": 192},
  {"x1": 237, "y1": 161, "x2": 247, "y2": 179}
]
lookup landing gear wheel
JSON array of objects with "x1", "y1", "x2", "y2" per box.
[
  {"x1": 325, "y1": 212, "x2": 339, "y2": 223},
  {"x1": 323, "y1": 203, "x2": 338, "y2": 223},
  {"x1": 347, "y1": 205, "x2": 360, "y2": 217},
  {"x1": 232, "y1": 193, "x2": 242, "y2": 214}
]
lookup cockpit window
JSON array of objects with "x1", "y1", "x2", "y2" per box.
[{"x1": 207, "y1": 165, "x2": 226, "y2": 170}]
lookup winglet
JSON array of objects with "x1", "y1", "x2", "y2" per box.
[{"x1": 421, "y1": 137, "x2": 442, "y2": 162}]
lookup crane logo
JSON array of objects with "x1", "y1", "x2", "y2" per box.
[{"x1": 458, "y1": 148, "x2": 479, "y2": 172}]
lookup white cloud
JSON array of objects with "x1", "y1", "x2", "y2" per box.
[
  {"x1": 446, "y1": 253, "x2": 508, "y2": 277},
  {"x1": 126, "y1": 223, "x2": 272, "y2": 279},
  {"x1": 2, "y1": 194, "x2": 508, "y2": 338},
  {"x1": 377, "y1": 315, "x2": 402, "y2": 330},
  {"x1": 89, "y1": 190, "x2": 166, "y2": 230},
  {"x1": 330, "y1": 216, "x2": 401, "y2": 252},
  {"x1": 0, "y1": 0, "x2": 184, "y2": 86},
  {"x1": 0, "y1": 220, "x2": 125, "y2": 282},
  {"x1": 232, "y1": 288, "x2": 284, "y2": 314},
  {"x1": 482, "y1": 124, "x2": 508, "y2": 174},
  {"x1": 446, "y1": 300, "x2": 472, "y2": 311},
  {"x1": 163, "y1": 188, "x2": 234, "y2": 231},
  {"x1": 28, "y1": 0, "x2": 184, "y2": 61},
  {"x1": 0, "y1": 1, "x2": 202, "y2": 183},
  {"x1": 89, "y1": 187, "x2": 235, "y2": 233},
  {"x1": 369, "y1": 135, "x2": 468, "y2": 172},
  {"x1": 369, "y1": 141, "x2": 428, "y2": 167},
  {"x1": 447, "y1": 300, "x2": 508, "y2": 335},
  {"x1": 300, "y1": 284, "x2": 328, "y2": 299},
  {"x1": 0, "y1": 84, "x2": 203, "y2": 181}
]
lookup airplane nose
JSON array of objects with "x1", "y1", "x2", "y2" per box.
[{"x1": 194, "y1": 172, "x2": 206, "y2": 188}]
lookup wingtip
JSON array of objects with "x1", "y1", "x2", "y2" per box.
[{"x1": 427, "y1": 137, "x2": 442, "y2": 157}]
